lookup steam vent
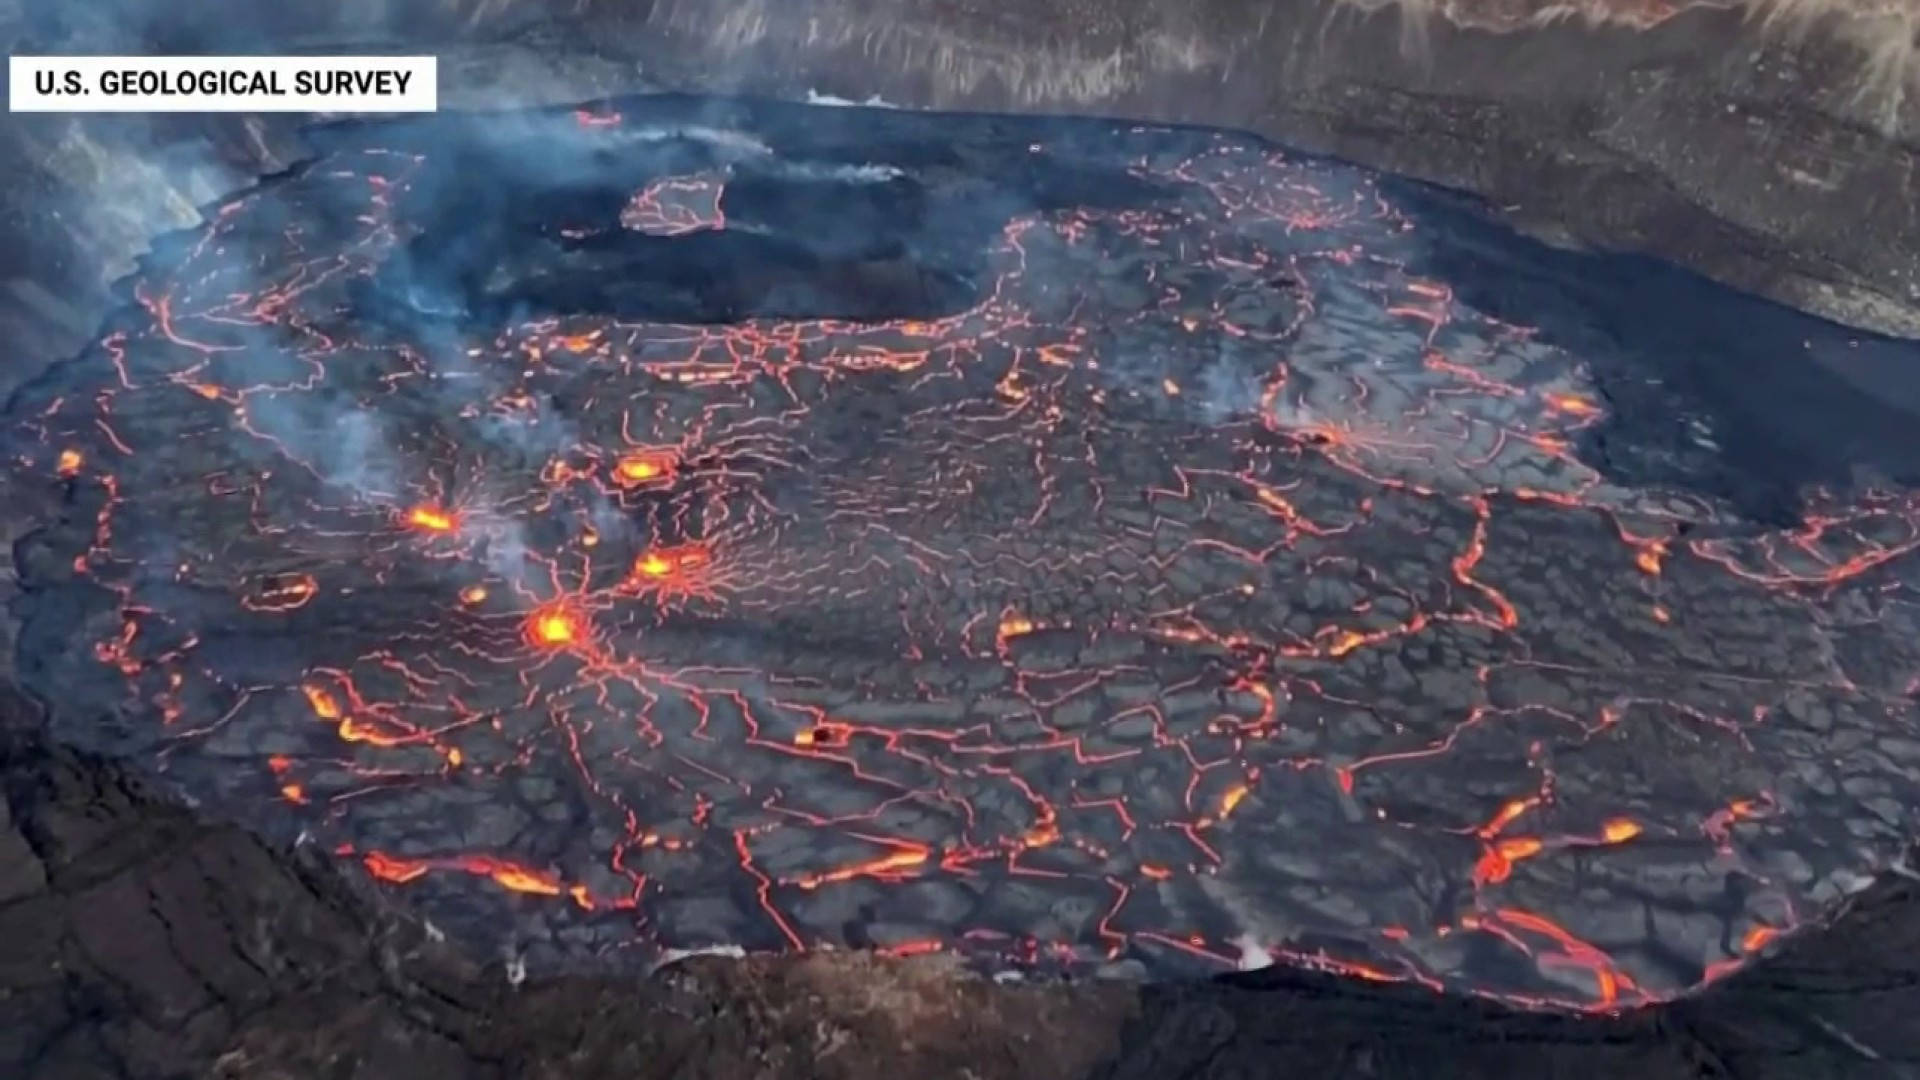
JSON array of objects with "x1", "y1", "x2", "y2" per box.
[{"x1": 5, "y1": 2, "x2": 1920, "y2": 1078}]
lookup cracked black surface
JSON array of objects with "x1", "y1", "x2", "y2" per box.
[{"x1": 7, "y1": 97, "x2": 1920, "y2": 1012}]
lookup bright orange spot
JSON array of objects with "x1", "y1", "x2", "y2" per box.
[
  {"x1": 613, "y1": 452, "x2": 676, "y2": 487},
  {"x1": 445, "y1": 747, "x2": 463, "y2": 767},
  {"x1": 1601, "y1": 818, "x2": 1642, "y2": 843},
  {"x1": 1328, "y1": 630, "x2": 1367, "y2": 658},
  {"x1": 560, "y1": 334, "x2": 596, "y2": 352},
  {"x1": 303, "y1": 684, "x2": 342, "y2": 720},
  {"x1": 1022, "y1": 822, "x2": 1060, "y2": 849},
  {"x1": 488, "y1": 865, "x2": 562, "y2": 896},
  {"x1": 1220, "y1": 784, "x2": 1250, "y2": 818},
  {"x1": 1741, "y1": 925, "x2": 1778, "y2": 952},
  {"x1": 1496, "y1": 837, "x2": 1544, "y2": 861},
  {"x1": 459, "y1": 585, "x2": 487, "y2": 605},
  {"x1": 56, "y1": 449, "x2": 83, "y2": 476},
  {"x1": 528, "y1": 607, "x2": 581, "y2": 648},
  {"x1": 794, "y1": 848, "x2": 929, "y2": 889},
  {"x1": 1635, "y1": 545, "x2": 1665, "y2": 575},
  {"x1": 1336, "y1": 960, "x2": 1401, "y2": 983},
  {"x1": 570, "y1": 884, "x2": 595, "y2": 910},
  {"x1": 1480, "y1": 798, "x2": 1533, "y2": 837},
  {"x1": 406, "y1": 506, "x2": 456, "y2": 533},
  {"x1": 279, "y1": 783, "x2": 307, "y2": 804},
  {"x1": 1162, "y1": 378, "x2": 1181, "y2": 396},
  {"x1": 1595, "y1": 968, "x2": 1619, "y2": 1005},
  {"x1": 363, "y1": 851, "x2": 429, "y2": 884},
  {"x1": 1474, "y1": 837, "x2": 1543, "y2": 885},
  {"x1": 1546, "y1": 393, "x2": 1599, "y2": 416},
  {"x1": 795, "y1": 723, "x2": 848, "y2": 749},
  {"x1": 337, "y1": 718, "x2": 403, "y2": 747},
  {"x1": 630, "y1": 544, "x2": 712, "y2": 587},
  {"x1": 998, "y1": 615, "x2": 1035, "y2": 640},
  {"x1": 1141, "y1": 863, "x2": 1173, "y2": 880}
]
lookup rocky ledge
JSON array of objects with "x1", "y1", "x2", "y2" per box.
[{"x1": 4, "y1": 0, "x2": 1919, "y2": 345}]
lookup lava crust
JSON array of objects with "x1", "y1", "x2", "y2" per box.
[{"x1": 9, "y1": 95, "x2": 1920, "y2": 1010}]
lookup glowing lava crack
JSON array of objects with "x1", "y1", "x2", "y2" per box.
[{"x1": 10, "y1": 97, "x2": 1920, "y2": 1011}]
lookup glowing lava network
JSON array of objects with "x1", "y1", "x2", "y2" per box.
[{"x1": 10, "y1": 97, "x2": 1920, "y2": 1011}]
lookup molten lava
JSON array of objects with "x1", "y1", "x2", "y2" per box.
[
  {"x1": 528, "y1": 607, "x2": 583, "y2": 648},
  {"x1": 614, "y1": 452, "x2": 677, "y2": 487},
  {"x1": 406, "y1": 505, "x2": 457, "y2": 533},
  {"x1": 12, "y1": 95, "x2": 1920, "y2": 1011},
  {"x1": 303, "y1": 684, "x2": 343, "y2": 720}
]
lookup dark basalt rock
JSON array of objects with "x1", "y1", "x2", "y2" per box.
[
  {"x1": 2, "y1": 4, "x2": 1918, "y2": 1077},
  {"x1": 617, "y1": 0, "x2": 1920, "y2": 340},
  {"x1": 16, "y1": 92, "x2": 1920, "y2": 1003},
  {"x1": 2, "y1": 0, "x2": 1917, "y2": 352},
  {"x1": 3, "y1": 681, "x2": 1917, "y2": 1078}
]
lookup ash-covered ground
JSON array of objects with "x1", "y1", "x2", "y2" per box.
[{"x1": 9, "y1": 94, "x2": 1920, "y2": 1011}]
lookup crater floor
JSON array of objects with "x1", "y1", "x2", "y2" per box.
[{"x1": 11, "y1": 95, "x2": 1920, "y2": 1009}]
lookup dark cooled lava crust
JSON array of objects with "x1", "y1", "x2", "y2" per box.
[{"x1": 10, "y1": 94, "x2": 1920, "y2": 1011}]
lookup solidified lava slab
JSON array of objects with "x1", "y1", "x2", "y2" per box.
[{"x1": 9, "y1": 94, "x2": 1920, "y2": 1010}]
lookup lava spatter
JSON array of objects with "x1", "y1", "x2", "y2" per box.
[
  {"x1": 527, "y1": 605, "x2": 585, "y2": 650},
  {"x1": 10, "y1": 96, "x2": 1920, "y2": 1011},
  {"x1": 406, "y1": 505, "x2": 458, "y2": 533},
  {"x1": 612, "y1": 450, "x2": 678, "y2": 488}
]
